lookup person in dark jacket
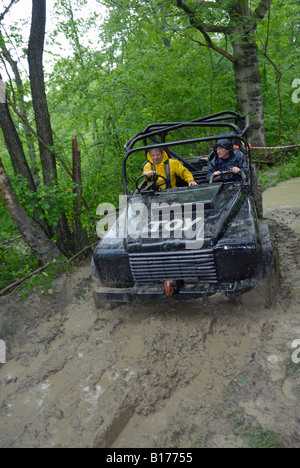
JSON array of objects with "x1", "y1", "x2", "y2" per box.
[{"x1": 206, "y1": 138, "x2": 247, "y2": 183}]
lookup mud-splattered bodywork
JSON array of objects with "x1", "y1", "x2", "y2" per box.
[{"x1": 92, "y1": 112, "x2": 274, "y2": 303}]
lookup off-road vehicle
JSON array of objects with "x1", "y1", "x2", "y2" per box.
[{"x1": 92, "y1": 111, "x2": 274, "y2": 305}]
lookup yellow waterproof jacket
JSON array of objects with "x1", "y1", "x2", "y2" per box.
[{"x1": 143, "y1": 151, "x2": 195, "y2": 189}]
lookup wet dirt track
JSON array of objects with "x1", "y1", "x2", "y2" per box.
[{"x1": 0, "y1": 179, "x2": 300, "y2": 448}]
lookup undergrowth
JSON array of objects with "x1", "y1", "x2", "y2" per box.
[{"x1": 258, "y1": 152, "x2": 300, "y2": 190}]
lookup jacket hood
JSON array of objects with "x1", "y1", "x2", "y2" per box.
[
  {"x1": 147, "y1": 150, "x2": 169, "y2": 165},
  {"x1": 214, "y1": 138, "x2": 233, "y2": 150}
]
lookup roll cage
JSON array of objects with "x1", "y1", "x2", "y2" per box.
[{"x1": 122, "y1": 111, "x2": 250, "y2": 195}]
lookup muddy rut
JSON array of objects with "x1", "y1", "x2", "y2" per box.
[{"x1": 0, "y1": 179, "x2": 300, "y2": 448}]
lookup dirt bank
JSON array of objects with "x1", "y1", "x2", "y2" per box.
[{"x1": 0, "y1": 179, "x2": 300, "y2": 448}]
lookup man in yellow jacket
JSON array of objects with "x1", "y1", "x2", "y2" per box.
[{"x1": 143, "y1": 147, "x2": 198, "y2": 189}]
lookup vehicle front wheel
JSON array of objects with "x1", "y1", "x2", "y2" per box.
[
  {"x1": 240, "y1": 242, "x2": 280, "y2": 309},
  {"x1": 251, "y1": 164, "x2": 263, "y2": 219}
]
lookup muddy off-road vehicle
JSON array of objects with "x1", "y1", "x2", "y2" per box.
[{"x1": 92, "y1": 111, "x2": 274, "y2": 306}]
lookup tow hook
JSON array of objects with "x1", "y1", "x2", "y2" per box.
[{"x1": 164, "y1": 280, "x2": 178, "y2": 297}]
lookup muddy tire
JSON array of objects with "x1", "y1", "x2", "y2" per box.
[
  {"x1": 251, "y1": 164, "x2": 263, "y2": 219},
  {"x1": 264, "y1": 240, "x2": 280, "y2": 308},
  {"x1": 240, "y1": 241, "x2": 280, "y2": 309}
]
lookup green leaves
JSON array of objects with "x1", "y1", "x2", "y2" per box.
[
  {"x1": 12, "y1": 174, "x2": 78, "y2": 228},
  {"x1": 0, "y1": 197, "x2": 39, "y2": 289},
  {"x1": 0, "y1": 0, "x2": 299, "y2": 268}
]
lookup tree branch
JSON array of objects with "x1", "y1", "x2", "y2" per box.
[
  {"x1": 0, "y1": 0, "x2": 18, "y2": 22},
  {"x1": 176, "y1": 0, "x2": 236, "y2": 63},
  {"x1": 6, "y1": 92, "x2": 73, "y2": 179},
  {"x1": 203, "y1": 25, "x2": 228, "y2": 34},
  {"x1": 252, "y1": 0, "x2": 273, "y2": 22},
  {"x1": 6, "y1": 92, "x2": 91, "y2": 212}
]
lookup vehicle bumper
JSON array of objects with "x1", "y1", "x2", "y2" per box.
[{"x1": 93, "y1": 278, "x2": 257, "y2": 306}]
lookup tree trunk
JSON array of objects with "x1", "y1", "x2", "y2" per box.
[
  {"x1": 175, "y1": 0, "x2": 269, "y2": 146},
  {"x1": 27, "y1": 0, "x2": 74, "y2": 255},
  {"x1": 0, "y1": 83, "x2": 37, "y2": 192},
  {"x1": 232, "y1": 40, "x2": 266, "y2": 146},
  {"x1": 0, "y1": 33, "x2": 40, "y2": 184},
  {"x1": 27, "y1": 0, "x2": 57, "y2": 186},
  {"x1": 229, "y1": 2, "x2": 266, "y2": 146},
  {"x1": 72, "y1": 135, "x2": 89, "y2": 250},
  {"x1": 0, "y1": 157, "x2": 63, "y2": 264}
]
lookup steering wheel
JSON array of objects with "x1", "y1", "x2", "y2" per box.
[
  {"x1": 135, "y1": 173, "x2": 168, "y2": 193},
  {"x1": 209, "y1": 169, "x2": 247, "y2": 184}
]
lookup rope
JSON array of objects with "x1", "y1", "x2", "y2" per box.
[{"x1": 251, "y1": 144, "x2": 300, "y2": 150}]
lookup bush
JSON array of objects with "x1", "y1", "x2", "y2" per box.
[
  {"x1": 0, "y1": 238, "x2": 39, "y2": 290},
  {"x1": 278, "y1": 154, "x2": 300, "y2": 181}
]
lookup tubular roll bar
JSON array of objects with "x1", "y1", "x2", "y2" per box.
[{"x1": 122, "y1": 111, "x2": 250, "y2": 194}]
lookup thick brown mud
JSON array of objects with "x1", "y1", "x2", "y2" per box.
[{"x1": 0, "y1": 179, "x2": 300, "y2": 448}]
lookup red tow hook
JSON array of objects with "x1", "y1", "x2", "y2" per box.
[{"x1": 164, "y1": 279, "x2": 178, "y2": 297}]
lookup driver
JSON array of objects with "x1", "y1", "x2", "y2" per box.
[
  {"x1": 206, "y1": 138, "x2": 247, "y2": 183},
  {"x1": 143, "y1": 147, "x2": 197, "y2": 189}
]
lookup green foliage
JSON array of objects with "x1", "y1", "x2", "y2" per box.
[
  {"x1": 0, "y1": 198, "x2": 39, "y2": 290},
  {"x1": 11, "y1": 175, "x2": 78, "y2": 228},
  {"x1": 0, "y1": 193, "x2": 74, "y2": 292},
  {"x1": 18, "y1": 257, "x2": 74, "y2": 299},
  {"x1": 258, "y1": 151, "x2": 300, "y2": 190},
  {"x1": 0, "y1": 240, "x2": 39, "y2": 290},
  {"x1": 0, "y1": 0, "x2": 299, "y2": 290},
  {"x1": 257, "y1": 0, "x2": 300, "y2": 145},
  {"x1": 278, "y1": 154, "x2": 300, "y2": 182}
]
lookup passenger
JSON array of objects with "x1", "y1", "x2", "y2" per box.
[
  {"x1": 143, "y1": 147, "x2": 198, "y2": 189},
  {"x1": 206, "y1": 138, "x2": 247, "y2": 183}
]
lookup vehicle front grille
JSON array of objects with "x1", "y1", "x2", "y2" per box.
[{"x1": 129, "y1": 249, "x2": 217, "y2": 285}]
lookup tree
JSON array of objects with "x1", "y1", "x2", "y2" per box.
[
  {"x1": 170, "y1": 0, "x2": 272, "y2": 145},
  {"x1": 0, "y1": 156, "x2": 63, "y2": 264},
  {"x1": 0, "y1": 0, "x2": 89, "y2": 262},
  {"x1": 0, "y1": 31, "x2": 39, "y2": 183},
  {"x1": 28, "y1": 0, "x2": 58, "y2": 186},
  {"x1": 256, "y1": 0, "x2": 300, "y2": 144},
  {"x1": 100, "y1": 0, "x2": 274, "y2": 145},
  {"x1": 27, "y1": 0, "x2": 75, "y2": 255},
  {"x1": 0, "y1": 78, "x2": 36, "y2": 192}
]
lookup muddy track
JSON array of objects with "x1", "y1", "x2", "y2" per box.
[{"x1": 0, "y1": 179, "x2": 300, "y2": 448}]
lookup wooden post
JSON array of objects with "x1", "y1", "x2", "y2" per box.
[{"x1": 72, "y1": 135, "x2": 89, "y2": 250}]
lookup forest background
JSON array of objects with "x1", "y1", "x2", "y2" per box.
[{"x1": 0, "y1": 0, "x2": 299, "y2": 292}]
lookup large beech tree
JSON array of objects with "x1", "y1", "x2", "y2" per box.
[
  {"x1": 102, "y1": 0, "x2": 272, "y2": 145},
  {"x1": 174, "y1": 0, "x2": 271, "y2": 146}
]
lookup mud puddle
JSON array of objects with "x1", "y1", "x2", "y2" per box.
[{"x1": 0, "y1": 179, "x2": 300, "y2": 448}]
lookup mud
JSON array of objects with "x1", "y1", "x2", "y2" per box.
[{"x1": 0, "y1": 178, "x2": 300, "y2": 448}]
